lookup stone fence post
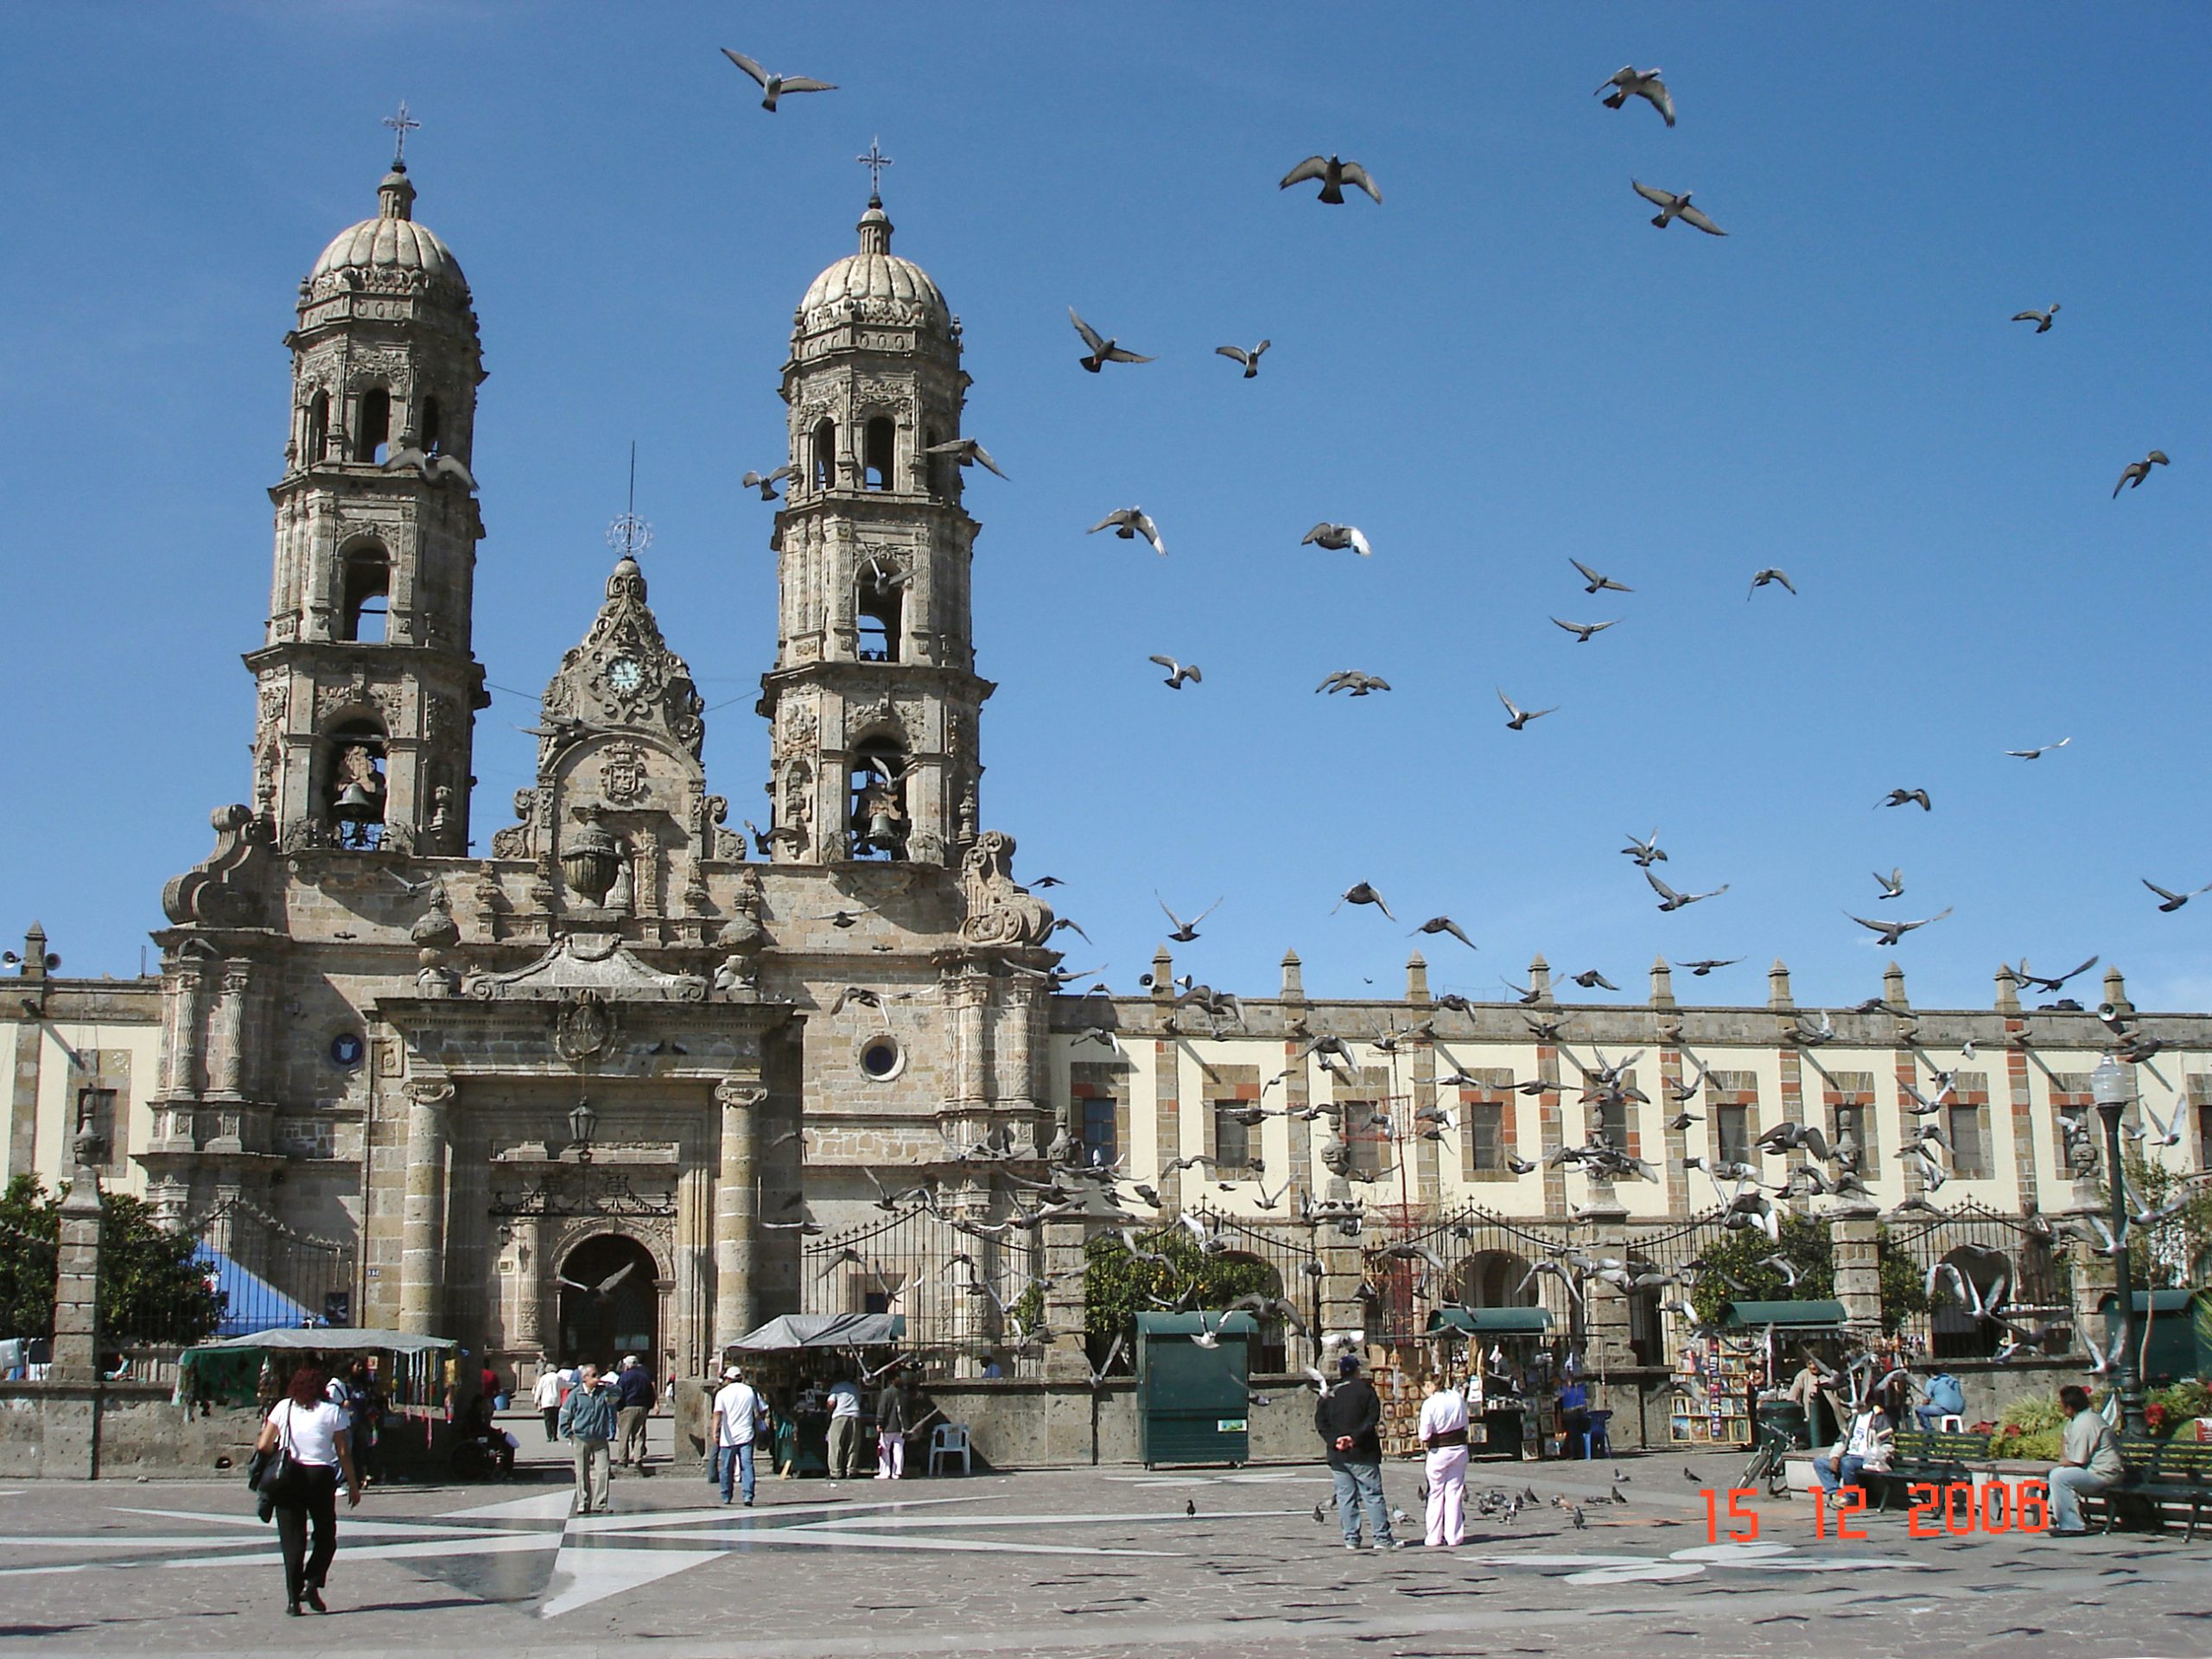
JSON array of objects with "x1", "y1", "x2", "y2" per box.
[
  {"x1": 52, "y1": 1154, "x2": 105, "y2": 1385},
  {"x1": 1828, "y1": 1204, "x2": 1884, "y2": 1343}
]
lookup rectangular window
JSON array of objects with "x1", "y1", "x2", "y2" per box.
[
  {"x1": 1716, "y1": 1103, "x2": 1751, "y2": 1166},
  {"x1": 2198, "y1": 1103, "x2": 2212, "y2": 1173},
  {"x1": 1599, "y1": 1096, "x2": 1630, "y2": 1152},
  {"x1": 1948, "y1": 1102, "x2": 1989, "y2": 1179},
  {"x1": 1082, "y1": 1098, "x2": 1118, "y2": 1166},
  {"x1": 1466, "y1": 1101, "x2": 1505, "y2": 1172},
  {"x1": 1211, "y1": 1103, "x2": 1253, "y2": 1173}
]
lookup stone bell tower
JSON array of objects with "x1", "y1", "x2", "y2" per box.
[
  {"x1": 755, "y1": 191, "x2": 990, "y2": 867},
  {"x1": 248, "y1": 147, "x2": 487, "y2": 858}
]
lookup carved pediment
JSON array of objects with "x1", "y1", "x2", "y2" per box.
[
  {"x1": 537, "y1": 557, "x2": 706, "y2": 767},
  {"x1": 463, "y1": 931, "x2": 708, "y2": 1002}
]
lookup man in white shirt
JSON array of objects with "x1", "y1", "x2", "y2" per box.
[
  {"x1": 712, "y1": 1365, "x2": 768, "y2": 1506},
  {"x1": 1417, "y1": 1375, "x2": 1471, "y2": 1548},
  {"x1": 532, "y1": 1363, "x2": 565, "y2": 1442},
  {"x1": 825, "y1": 1376, "x2": 863, "y2": 1479}
]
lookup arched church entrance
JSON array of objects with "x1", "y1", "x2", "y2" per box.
[{"x1": 556, "y1": 1233, "x2": 658, "y2": 1370}]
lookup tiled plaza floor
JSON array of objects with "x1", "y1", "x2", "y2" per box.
[{"x1": 0, "y1": 1452, "x2": 2201, "y2": 1657}]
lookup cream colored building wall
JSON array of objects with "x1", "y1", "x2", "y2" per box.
[{"x1": 3, "y1": 987, "x2": 164, "y2": 1198}]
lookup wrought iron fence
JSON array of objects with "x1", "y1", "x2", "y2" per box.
[
  {"x1": 184, "y1": 1198, "x2": 357, "y2": 1339},
  {"x1": 0, "y1": 1209, "x2": 58, "y2": 1377},
  {"x1": 1890, "y1": 1198, "x2": 2071, "y2": 1359},
  {"x1": 1625, "y1": 1208, "x2": 1734, "y2": 1363},
  {"x1": 801, "y1": 1203, "x2": 1041, "y2": 1376},
  {"x1": 1187, "y1": 1203, "x2": 1322, "y2": 1372},
  {"x1": 1361, "y1": 1203, "x2": 1588, "y2": 1344}
]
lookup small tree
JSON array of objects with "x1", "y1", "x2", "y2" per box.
[
  {"x1": 2124, "y1": 1147, "x2": 2212, "y2": 1288},
  {"x1": 1688, "y1": 1212, "x2": 1926, "y2": 1335},
  {"x1": 1084, "y1": 1230, "x2": 1282, "y2": 1363},
  {"x1": 0, "y1": 1175, "x2": 224, "y2": 1347}
]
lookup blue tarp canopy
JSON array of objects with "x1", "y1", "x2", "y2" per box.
[{"x1": 192, "y1": 1244, "x2": 317, "y2": 1336}]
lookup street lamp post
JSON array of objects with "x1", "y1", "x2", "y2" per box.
[{"x1": 2090, "y1": 1057, "x2": 2148, "y2": 1439}]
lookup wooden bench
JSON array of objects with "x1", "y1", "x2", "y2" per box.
[
  {"x1": 1874, "y1": 1429, "x2": 1993, "y2": 1511},
  {"x1": 2088, "y1": 1437, "x2": 2212, "y2": 1539}
]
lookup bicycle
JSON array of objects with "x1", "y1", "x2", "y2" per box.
[{"x1": 1737, "y1": 1419, "x2": 1796, "y2": 1500}]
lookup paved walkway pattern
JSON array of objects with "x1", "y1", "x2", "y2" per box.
[{"x1": 0, "y1": 1456, "x2": 2201, "y2": 1657}]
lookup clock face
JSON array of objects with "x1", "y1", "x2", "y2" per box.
[{"x1": 607, "y1": 656, "x2": 644, "y2": 695}]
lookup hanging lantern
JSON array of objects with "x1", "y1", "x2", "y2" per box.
[
  {"x1": 568, "y1": 1096, "x2": 598, "y2": 1162},
  {"x1": 562, "y1": 820, "x2": 622, "y2": 903}
]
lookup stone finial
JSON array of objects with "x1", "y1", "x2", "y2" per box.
[
  {"x1": 377, "y1": 162, "x2": 417, "y2": 223},
  {"x1": 1280, "y1": 949, "x2": 1305, "y2": 1001},
  {"x1": 1149, "y1": 944, "x2": 1175, "y2": 1000},
  {"x1": 17, "y1": 920, "x2": 49, "y2": 982},
  {"x1": 1883, "y1": 960, "x2": 1909, "y2": 1010},
  {"x1": 2101, "y1": 965, "x2": 2133, "y2": 1018},
  {"x1": 1994, "y1": 963, "x2": 2020, "y2": 1015},
  {"x1": 1406, "y1": 950, "x2": 1429, "y2": 1003},
  {"x1": 1768, "y1": 958, "x2": 1794, "y2": 1011},
  {"x1": 1528, "y1": 954, "x2": 1554, "y2": 1004},
  {"x1": 1649, "y1": 955, "x2": 1676, "y2": 1009}
]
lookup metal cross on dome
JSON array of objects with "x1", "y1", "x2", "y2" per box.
[
  {"x1": 383, "y1": 100, "x2": 421, "y2": 165},
  {"x1": 856, "y1": 137, "x2": 893, "y2": 197}
]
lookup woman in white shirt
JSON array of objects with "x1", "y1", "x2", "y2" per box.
[{"x1": 254, "y1": 1363, "x2": 360, "y2": 1616}]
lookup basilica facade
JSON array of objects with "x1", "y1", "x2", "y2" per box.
[{"x1": 92, "y1": 153, "x2": 2211, "y2": 1397}]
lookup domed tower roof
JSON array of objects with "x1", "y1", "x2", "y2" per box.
[
  {"x1": 306, "y1": 162, "x2": 469, "y2": 304},
  {"x1": 793, "y1": 195, "x2": 952, "y2": 344}
]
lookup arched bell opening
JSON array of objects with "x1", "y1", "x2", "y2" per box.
[
  {"x1": 323, "y1": 718, "x2": 388, "y2": 849},
  {"x1": 847, "y1": 738, "x2": 909, "y2": 861},
  {"x1": 855, "y1": 561, "x2": 902, "y2": 663},
  {"x1": 338, "y1": 542, "x2": 390, "y2": 644}
]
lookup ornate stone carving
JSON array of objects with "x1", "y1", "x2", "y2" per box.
[
  {"x1": 774, "y1": 700, "x2": 818, "y2": 761},
  {"x1": 551, "y1": 989, "x2": 616, "y2": 1061},
  {"x1": 162, "y1": 804, "x2": 272, "y2": 928},
  {"x1": 537, "y1": 558, "x2": 705, "y2": 760},
  {"x1": 714, "y1": 1078, "x2": 769, "y2": 1111},
  {"x1": 491, "y1": 788, "x2": 537, "y2": 859},
  {"x1": 957, "y1": 830, "x2": 1055, "y2": 948},
  {"x1": 461, "y1": 932, "x2": 709, "y2": 1003},
  {"x1": 599, "y1": 742, "x2": 649, "y2": 807},
  {"x1": 315, "y1": 681, "x2": 404, "y2": 734}
]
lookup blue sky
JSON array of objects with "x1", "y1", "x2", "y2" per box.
[{"x1": 1, "y1": 3, "x2": 2205, "y2": 1012}]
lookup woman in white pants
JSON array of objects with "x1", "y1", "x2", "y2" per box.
[{"x1": 1417, "y1": 1376, "x2": 1471, "y2": 1548}]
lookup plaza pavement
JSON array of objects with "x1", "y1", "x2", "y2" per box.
[{"x1": 0, "y1": 1440, "x2": 2202, "y2": 1659}]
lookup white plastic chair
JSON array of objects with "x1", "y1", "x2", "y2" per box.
[{"x1": 927, "y1": 1422, "x2": 971, "y2": 1475}]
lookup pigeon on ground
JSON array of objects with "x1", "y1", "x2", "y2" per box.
[
  {"x1": 1280, "y1": 155, "x2": 1382, "y2": 204},
  {"x1": 1216, "y1": 340, "x2": 1271, "y2": 378},
  {"x1": 1631, "y1": 180, "x2": 1726, "y2": 233},
  {"x1": 1598, "y1": 65, "x2": 1675, "y2": 125},
  {"x1": 1068, "y1": 308, "x2": 1154, "y2": 372},
  {"x1": 719, "y1": 49, "x2": 837, "y2": 111},
  {"x1": 1089, "y1": 507, "x2": 1166, "y2": 554}
]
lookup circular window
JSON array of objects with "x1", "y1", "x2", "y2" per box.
[
  {"x1": 328, "y1": 1032, "x2": 365, "y2": 1069},
  {"x1": 858, "y1": 1038, "x2": 903, "y2": 1080}
]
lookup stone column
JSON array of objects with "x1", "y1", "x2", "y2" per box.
[
  {"x1": 1828, "y1": 1203, "x2": 1884, "y2": 1341},
  {"x1": 1580, "y1": 1199, "x2": 1635, "y2": 1370},
  {"x1": 1319, "y1": 1234, "x2": 1367, "y2": 1349},
  {"x1": 713, "y1": 1078, "x2": 765, "y2": 1351},
  {"x1": 398, "y1": 1078, "x2": 453, "y2": 1336},
  {"x1": 9, "y1": 992, "x2": 41, "y2": 1184},
  {"x1": 511, "y1": 1215, "x2": 544, "y2": 1354},
  {"x1": 1039, "y1": 1213, "x2": 1092, "y2": 1385},
  {"x1": 51, "y1": 1159, "x2": 104, "y2": 1385},
  {"x1": 166, "y1": 956, "x2": 207, "y2": 1099},
  {"x1": 211, "y1": 960, "x2": 253, "y2": 1101}
]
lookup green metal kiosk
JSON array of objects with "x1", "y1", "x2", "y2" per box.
[
  {"x1": 1135, "y1": 1311, "x2": 1257, "y2": 1467},
  {"x1": 2100, "y1": 1289, "x2": 2212, "y2": 1388}
]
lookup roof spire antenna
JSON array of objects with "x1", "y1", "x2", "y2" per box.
[
  {"x1": 856, "y1": 136, "x2": 893, "y2": 204},
  {"x1": 383, "y1": 99, "x2": 421, "y2": 168},
  {"x1": 607, "y1": 441, "x2": 653, "y2": 560}
]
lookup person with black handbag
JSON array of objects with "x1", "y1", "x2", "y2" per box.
[{"x1": 252, "y1": 1363, "x2": 361, "y2": 1616}]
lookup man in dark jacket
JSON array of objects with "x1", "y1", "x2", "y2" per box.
[
  {"x1": 1315, "y1": 1354, "x2": 1402, "y2": 1549},
  {"x1": 613, "y1": 1356, "x2": 657, "y2": 1470}
]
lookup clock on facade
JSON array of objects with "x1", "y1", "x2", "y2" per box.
[{"x1": 606, "y1": 656, "x2": 644, "y2": 695}]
